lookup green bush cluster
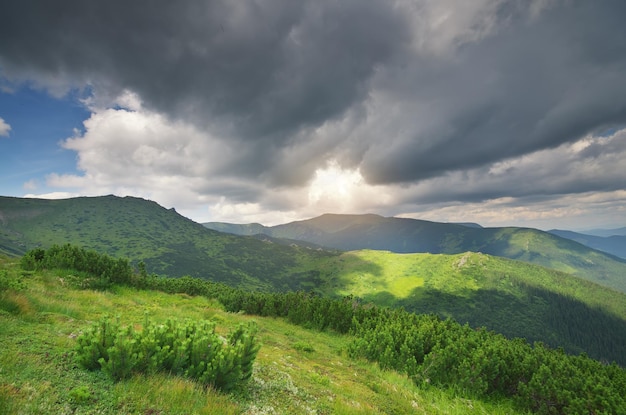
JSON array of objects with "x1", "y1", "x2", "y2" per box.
[
  {"x1": 158, "y1": 275, "x2": 626, "y2": 414},
  {"x1": 20, "y1": 244, "x2": 133, "y2": 286},
  {"x1": 347, "y1": 309, "x2": 626, "y2": 414},
  {"x1": 219, "y1": 290, "x2": 358, "y2": 333},
  {"x1": 75, "y1": 315, "x2": 260, "y2": 392}
]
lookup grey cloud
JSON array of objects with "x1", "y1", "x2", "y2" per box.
[
  {"x1": 393, "y1": 129, "x2": 626, "y2": 208},
  {"x1": 0, "y1": 0, "x2": 408, "y2": 138},
  {"x1": 196, "y1": 181, "x2": 265, "y2": 204},
  {"x1": 359, "y1": 0, "x2": 626, "y2": 184}
]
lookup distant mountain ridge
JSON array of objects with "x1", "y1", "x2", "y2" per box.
[
  {"x1": 204, "y1": 213, "x2": 626, "y2": 293},
  {"x1": 579, "y1": 227, "x2": 626, "y2": 237},
  {"x1": 549, "y1": 229, "x2": 626, "y2": 260},
  {"x1": 203, "y1": 222, "x2": 270, "y2": 236}
]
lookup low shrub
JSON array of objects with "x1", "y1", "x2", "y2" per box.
[
  {"x1": 0, "y1": 269, "x2": 25, "y2": 292},
  {"x1": 75, "y1": 315, "x2": 260, "y2": 392},
  {"x1": 292, "y1": 341, "x2": 315, "y2": 353},
  {"x1": 21, "y1": 244, "x2": 133, "y2": 287}
]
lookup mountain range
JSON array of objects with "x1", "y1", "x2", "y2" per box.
[
  {"x1": 548, "y1": 229, "x2": 626, "y2": 259},
  {"x1": 2, "y1": 195, "x2": 626, "y2": 363},
  {"x1": 204, "y1": 213, "x2": 626, "y2": 293},
  {"x1": 205, "y1": 215, "x2": 626, "y2": 262},
  {"x1": 0, "y1": 195, "x2": 335, "y2": 291},
  {"x1": 579, "y1": 227, "x2": 626, "y2": 237}
]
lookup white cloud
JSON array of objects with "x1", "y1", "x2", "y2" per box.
[
  {"x1": 22, "y1": 179, "x2": 38, "y2": 191},
  {"x1": 81, "y1": 89, "x2": 143, "y2": 112},
  {"x1": 46, "y1": 94, "x2": 239, "y2": 211},
  {"x1": 24, "y1": 191, "x2": 80, "y2": 200},
  {"x1": 400, "y1": 190, "x2": 626, "y2": 231},
  {"x1": 206, "y1": 199, "x2": 300, "y2": 226},
  {"x1": 0, "y1": 117, "x2": 11, "y2": 137}
]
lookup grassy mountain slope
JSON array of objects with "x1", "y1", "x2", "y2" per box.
[
  {"x1": 206, "y1": 213, "x2": 626, "y2": 293},
  {"x1": 0, "y1": 195, "x2": 337, "y2": 290},
  {"x1": 313, "y1": 250, "x2": 626, "y2": 364},
  {"x1": 0, "y1": 257, "x2": 525, "y2": 415},
  {"x1": 549, "y1": 229, "x2": 626, "y2": 259}
]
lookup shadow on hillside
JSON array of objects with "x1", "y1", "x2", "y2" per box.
[
  {"x1": 152, "y1": 242, "x2": 385, "y2": 294},
  {"x1": 384, "y1": 284, "x2": 626, "y2": 366}
]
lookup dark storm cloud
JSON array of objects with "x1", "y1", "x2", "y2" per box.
[
  {"x1": 359, "y1": 0, "x2": 626, "y2": 185},
  {"x1": 1, "y1": 0, "x2": 626, "y2": 197},
  {"x1": 392, "y1": 128, "x2": 626, "y2": 209},
  {"x1": 0, "y1": 0, "x2": 408, "y2": 138}
]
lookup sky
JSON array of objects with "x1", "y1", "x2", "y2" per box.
[{"x1": 1, "y1": 0, "x2": 625, "y2": 231}]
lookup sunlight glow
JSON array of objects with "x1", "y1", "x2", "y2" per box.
[{"x1": 308, "y1": 160, "x2": 365, "y2": 209}]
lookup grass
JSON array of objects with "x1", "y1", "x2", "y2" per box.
[
  {"x1": 327, "y1": 251, "x2": 426, "y2": 302},
  {"x1": 0, "y1": 257, "x2": 527, "y2": 414}
]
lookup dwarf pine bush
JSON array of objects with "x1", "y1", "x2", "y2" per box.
[
  {"x1": 21, "y1": 244, "x2": 133, "y2": 287},
  {"x1": 75, "y1": 315, "x2": 260, "y2": 392}
]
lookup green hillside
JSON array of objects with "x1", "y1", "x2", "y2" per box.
[
  {"x1": 206, "y1": 214, "x2": 626, "y2": 293},
  {"x1": 0, "y1": 195, "x2": 336, "y2": 290},
  {"x1": 0, "y1": 256, "x2": 527, "y2": 415},
  {"x1": 313, "y1": 250, "x2": 626, "y2": 364}
]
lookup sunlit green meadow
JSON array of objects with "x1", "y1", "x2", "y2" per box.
[{"x1": 0, "y1": 256, "x2": 526, "y2": 414}]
